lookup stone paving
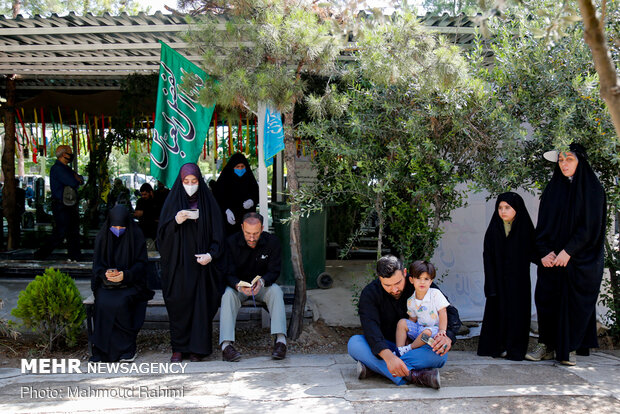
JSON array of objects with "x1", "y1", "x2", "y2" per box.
[
  {"x1": 2, "y1": 260, "x2": 619, "y2": 412},
  {"x1": 0, "y1": 351, "x2": 618, "y2": 413}
]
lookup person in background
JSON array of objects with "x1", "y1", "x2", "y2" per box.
[
  {"x1": 24, "y1": 185, "x2": 34, "y2": 207},
  {"x1": 109, "y1": 178, "x2": 132, "y2": 212},
  {"x1": 154, "y1": 180, "x2": 170, "y2": 211},
  {"x1": 212, "y1": 153, "x2": 259, "y2": 236},
  {"x1": 134, "y1": 183, "x2": 159, "y2": 242},
  {"x1": 34, "y1": 145, "x2": 83, "y2": 261}
]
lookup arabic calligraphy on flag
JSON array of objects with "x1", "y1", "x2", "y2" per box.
[{"x1": 150, "y1": 41, "x2": 215, "y2": 188}]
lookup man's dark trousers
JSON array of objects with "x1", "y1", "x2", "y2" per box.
[{"x1": 35, "y1": 200, "x2": 80, "y2": 260}]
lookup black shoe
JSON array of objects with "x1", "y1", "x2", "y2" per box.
[
  {"x1": 222, "y1": 345, "x2": 242, "y2": 362},
  {"x1": 405, "y1": 368, "x2": 441, "y2": 389},
  {"x1": 119, "y1": 352, "x2": 136, "y2": 362},
  {"x1": 189, "y1": 353, "x2": 204, "y2": 362},
  {"x1": 271, "y1": 342, "x2": 287, "y2": 360}
]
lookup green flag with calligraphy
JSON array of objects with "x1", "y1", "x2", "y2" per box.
[{"x1": 150, "y1": 41, "x2": 214, "y2": 188}]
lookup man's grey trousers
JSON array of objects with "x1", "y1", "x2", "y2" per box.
[{"x1": 219, "y1": 284, "x2": 287, "y2": 343}]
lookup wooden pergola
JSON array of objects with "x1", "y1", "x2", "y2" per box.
[
  {"x1": 0, "y1": 11, "x2": 199, "y2": 90},
  {"x1": 0, "y1": 11, "x2": 482, "y2": 250},
  {"x1": 0, "y1": 11, "x2": 479, "y2": 94}
]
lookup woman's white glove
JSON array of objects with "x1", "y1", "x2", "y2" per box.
[
  {"x1": 243, "y1": 199, "x2": 254, "y2": 209},
  {"x1": 226, "y1": 209, "x2": 236, "y2": 225},
  {"x1": 195, "y1": 253, "x2": 212, "y2": 266},
  {"x1": 175, "y1": 210, "x2": 188, "y2": 224}
]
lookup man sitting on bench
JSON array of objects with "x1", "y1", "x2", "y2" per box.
[{"x1": 219, "y1": 212, "x2": 287, "y2": 361}]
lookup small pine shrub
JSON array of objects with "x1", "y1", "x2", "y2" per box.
[{"x1": 11, "y1": 268, "x2": 85, "y2": 351}]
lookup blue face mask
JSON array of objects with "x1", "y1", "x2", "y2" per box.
[
  {"x1": 110, "y1": 227, "x2": 126, "y2": 237},
  {"x1": 234, "y1": 168, "x2": 246, "y2": 177}
]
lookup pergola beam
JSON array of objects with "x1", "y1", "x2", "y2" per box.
[
  {"x1": 0, "y1": 55, "x2": 202, "y2": 63},
  {"x1": 0, "y1": 42, "x2": 189, "y2": 53},
  {"x1": 0, "y1": 23, "x2": 195, "y2": 36}
]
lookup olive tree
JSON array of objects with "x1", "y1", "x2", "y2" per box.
[{"x1": 299, "y1": 12, "x2": 515, "y2": 263}]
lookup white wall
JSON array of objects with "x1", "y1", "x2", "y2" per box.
[
  {"x1": 430, "y1": 186, "x2": 541, "y2": 322},
  {"x1": 432, "y1": 185, "x2": 612, "y2": 324}
]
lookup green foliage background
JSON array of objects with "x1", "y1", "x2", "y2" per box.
[{"x1": 0, "y1": 0, "x2": 147, "y2": 17}]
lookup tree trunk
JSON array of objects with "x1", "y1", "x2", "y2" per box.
[
  {"x1": 16, "y1": 145, "x2": 25, "y2": 178},
  {"x1": 2, "y1": 76, "x2": 19, "y2": 250},
  {"x1": 578, "y1": 0, "x2": 620, "y2": 337},
  {"x1": 375, "y1": 188, "x2": 384, "y2": 261},
  {"x1": 12, "y1": 0, "x2": 20, "y2": 18},
  {"x1": 578, "y1": 0, "x2": 620, "y2": 138},
  {"x1": 283, "y1": 110, "x2": 307, "y2": 340}
]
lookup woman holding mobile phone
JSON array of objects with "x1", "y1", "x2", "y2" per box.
[
  {"x1": 90, "y1": 205, "x2": 154, "y2": 362},
  {"x1": 157, "y1": 163, "x2": 226, "y2": 363}
]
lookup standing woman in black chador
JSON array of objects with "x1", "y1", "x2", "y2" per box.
[
  {"x1": 477, "y1": 192, "x2": 536, "y2": 361},
  {"x1": 212, "y1": 152, "x2": 259, "y2": 235},
  {"x1": 525, "y1": 143, "x2": 606, "y2": 366},
  {"x1": 158, "y1": 163, "x2": 225, "y2": 363},
  {"x1": 91, "y1": 205, "x2": 154, "y2": 363}
]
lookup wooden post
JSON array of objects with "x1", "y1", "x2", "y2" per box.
[{"x1": 1, "y1": 76, "x2": 18, "y2": 249}]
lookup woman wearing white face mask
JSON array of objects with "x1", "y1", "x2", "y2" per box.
[{"x1": 157, "y1": 163, "x2": 225, "y2": 363}]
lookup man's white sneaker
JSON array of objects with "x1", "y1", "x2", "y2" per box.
[{"x1": 525, "y1": 344, "x2": 554, "y2": 361}]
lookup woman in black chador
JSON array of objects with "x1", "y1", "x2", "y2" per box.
[
  {"x1": 211, "y1": 152, "x2": 259, "y2": 235},
  {"x1": 91, "y1": 205, "x2": 154, "y2": 362},
  {"x1": 526, "y1": 143, "x2": 606, "y2": 366},
  {"x1": 477, "y1": 192, "x2": 536, "y2": 361},
  {"x1": 158, "y1": 163, "x2": 225, "y2": 362}
]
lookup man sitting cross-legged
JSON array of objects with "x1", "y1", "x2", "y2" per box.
[
  {"x1": 220, "y1": 212, "x2": 287, "y2": 361},
  {"x1": 348, "y1": 255, "x2": 462, "y2": 389}
]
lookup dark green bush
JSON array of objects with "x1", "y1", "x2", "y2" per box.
[{"x1": 11, "y1": 268, "x2": 85, "y2": 351}]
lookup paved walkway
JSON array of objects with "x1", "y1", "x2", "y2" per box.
[
  {"x1": 1, "y1": 351, "x2": 619, "y2": 413},
  {"x1": 2, "y1": 260, "x2": 619, "y2": 412}
]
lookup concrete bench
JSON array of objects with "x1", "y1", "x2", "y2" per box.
[{"x1": 83, "y1": 287, "x2": 312, "y2": 341}]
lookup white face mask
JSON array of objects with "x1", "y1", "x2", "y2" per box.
[{"x1": 183, "y1": 184, "x2": 199, "y2": 196}]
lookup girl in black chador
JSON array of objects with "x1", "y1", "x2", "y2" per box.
[
  {"x1": 526, "y1": 143, "x2": 606, "y2": 366},
  {"x1": 477, "y1": 192, "x2": 536, "y2": 361},
  {"x1": 157, "y1": 163, "x2": 225, "y2": 363},
  {"x1": 211, "y1": 152, "x2": 259, "y2": 235},
  {"x1": 91, "y1": 205, "x2": 154, "y2": 362}
]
